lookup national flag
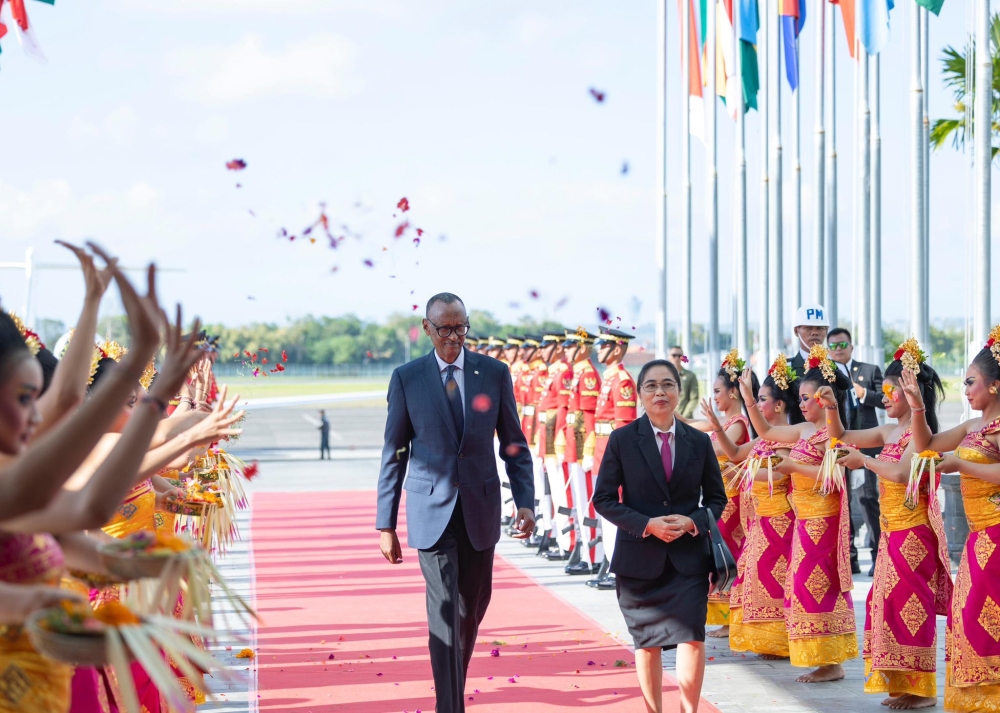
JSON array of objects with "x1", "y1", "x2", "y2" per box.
[
  {"x1": 737, "y1": 0, "x2": 759, "y2": 111},
  {"x1": 717, "y1": 0, "x2": 742, "y2": 118},
  {"x1": 679, "y1": 0, "x2": 706, "y2": 141},
  {"x1": 778, "y1": 0, "x2": 807, "y2": 90},
  {"x1": 858, "y1": 0, "x2": 895, "y2": 55},
  {"x1": 830, "y1": 0, "x2": 857, "y2": 59},
  {"x1": 915, "y1": 0, "x2": 944, "y2": 15}
]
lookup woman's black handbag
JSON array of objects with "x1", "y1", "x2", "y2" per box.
[{"x1": 703, "y1": 507, "x2": 738, "y2": 594}]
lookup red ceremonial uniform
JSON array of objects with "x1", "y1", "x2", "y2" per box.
[
  {"x1": 537, "y1": 359, "x2": 569, "y2": 458},
  {"x1": 589, "y1": 362, "x2": 637, "y2": 474},
  {"x1": 521, "y1": 358, "x2": 547, "y2": 447},
  {"x1": 564, "y1": 359, "x2": 601, "y2": 464}
]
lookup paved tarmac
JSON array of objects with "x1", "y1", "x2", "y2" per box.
[{"x1": 209, "y1": 391, "x2": 965, "y2": 712}]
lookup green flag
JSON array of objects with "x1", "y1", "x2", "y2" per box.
[{"x1": 915, "y1": 0, "x2": 944, "y2": 16}]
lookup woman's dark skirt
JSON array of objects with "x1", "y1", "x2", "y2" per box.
[{"x1": 616, "y1": 557, "x2": 709, "y2": 650}]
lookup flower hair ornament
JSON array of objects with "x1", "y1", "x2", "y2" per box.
[
  {"x1": 768, "y1": 353, "x2": 797, "y2": 392},
  {"x1": 987, "y1": 325, "x2": 1000, "y2": 365},
  {"x1": 8, "y1": 311, "x2": 45, "y2": 356},
  {"x1": 101, "y1": 339, "x2": 128, "y2": 363},
  {"x1": 893, "y1": 337, "x2": 927, "y2": 375},
  {"x1": 807, "y1": 344, "x2": 838, "y2": 384},
  {"x1": 720, "y1": 348, "x2": 746, "y2": 382}
]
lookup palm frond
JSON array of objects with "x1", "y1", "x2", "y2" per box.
[{"x1": 930, "y1": 118, "x2": 965, "y2": 151}]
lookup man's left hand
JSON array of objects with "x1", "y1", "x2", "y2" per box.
[
  {"x1": 662, "y1": 514, "x2": 694, "y2": 540},
  {"x1": 511, "y1": 507, "x2": 535, "y2": 539}
]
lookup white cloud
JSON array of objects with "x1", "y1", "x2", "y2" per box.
[
  {"x1": 125, "y1": 182, "x2": 161, "y2": 207},
  {"x1": 166, "y1": 32, "x2": 360, "y2": 104},
  {"x1": 67, "y1": 105, "x2": 139, "y2": 147},
  {"x1": 193, "y1": 114, "x2": 229, "y2": 143}
]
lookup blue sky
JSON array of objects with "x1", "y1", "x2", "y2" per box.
[{"x1": 0, "y1": 0, "x2": 992, "y2": 338}]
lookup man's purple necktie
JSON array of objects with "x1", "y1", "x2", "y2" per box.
[{"x1": 659, "y1": 432, "x2": 673, "y2": 483}]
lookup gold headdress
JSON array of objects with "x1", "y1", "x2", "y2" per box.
[
  {"x1": 720, "y1": 348, "x2": 746, "y2": 381},
  {"x1": 100, "y1": 339, "x2": 128, "y2": 363},
  {"x1": 986, "y1": 325, "x2": 1000, "y2": 365},
  {"x1": 8, "y1": 311, "x2": 44, "y2": 356},
  {"x1": 807, "y1": 344, "x2": 837, "y2": 384},
  {"x1": 139, "y1": 360, "x2": 156, "y2": 391},
  {"x1": 892, "y1": 338, "x2": 927, "y2": 374},
  {"x1": 768, "y1": 353, "x2": 797, "y2": 392}
]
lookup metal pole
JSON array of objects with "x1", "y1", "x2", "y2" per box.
[
  {"x1": 910, "y1": 3, "x2": 928, "y2": 348},
  {"x1": 814, "y1": 0, "x2": 826, "y2": 304},
  {"x1": 792, "y1": 36, "x2": 802, "y2": 312},
  {"x1": 871, "y1": 54, "x2": 883, "y2": 365},
  {"x1": 770, "y1": 7, "x2": 784, "y2": 360},
  {"x1": 656, "y1": 0, "x2": 669, "y2": 358},
  {"x1": 707, "y1": 0, "x2": 719, "y2": 369},
  {"x1": 858, "y1": 45, "x2": 871, "y2": 363},
  {"x1": 682, "y1": 0, "x2": 692, "y2": 357},
  {"x1": 735, "y1": 0, "x2": 749, "y2": 359},
  {"x1": 826, "y1": 1, "x2": 838, "y2": 327},
  {"x1": 759, "y1": 0, "x2": 771, "y2": 367},
  {"x1": 974, "y1": 0, "x2": 992, "y2": 346},
  {"x1": 922, "y1": 7, "x2": 931, "y2": 353}
]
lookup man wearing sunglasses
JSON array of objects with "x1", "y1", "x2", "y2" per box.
[{"x1": 828, "y1": 327, "x2": 885, "y2": 577}]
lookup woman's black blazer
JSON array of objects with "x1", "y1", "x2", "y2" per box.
[{"x1": 593, "y1": 414, "x2": 727, "y2": 580}]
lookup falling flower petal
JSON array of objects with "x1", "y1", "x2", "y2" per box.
[
  {"x1": 529, "y1": 290, "x2": 539, "y2": 299},
  {"x1": 621, "y1": 161, "x2": 629, "y2": 175},
  {"x1": 413, "y1": 238, "x2": 421, "y2": 246},
  {"x1": 504, "y1": 444, "x2": 522, "y2": 457},
  {"x1": 363, "y1": 259, "x2": 374, "y2": 268},
  {"x1": 589, "y1": 87, "x2": 606, "y2": 103},
  {"x1": 395, "y1": 221, "x2": 410, "y2": 238},
  {"x1": 472, "y1": 394, "x2": 492, "y2": 413},
  {"x1": 397, "y1": 197, "x2": 410, "y2": 212},
  {"x1": 489, "y1": 648, "x2": 499, "y2": 657},
  {"x1": 507, "y1": 678, "x2": 516, "y2": 684},
  {"x1": 597, "y1": 307, "x2": 611, "y2": 323},
  {"x1": 327, "y1": 654, "x2": 335, "y2": 660},
  {"x1": 226, "y1": 159, "x2": 247, "y2": 171}
]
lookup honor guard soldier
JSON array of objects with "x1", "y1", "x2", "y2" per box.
[
  {"x1": 497, "y1": 336, "x2": 526, "y2": 525},
  {"x1": 585, "y1": 327, "x2": 637, "y2": 590},
  {"x1": 500, "y1": 335, "x2": 521, "y2": 367},
  {"x1": 520, "y1": 335, "x2": 548, "y2": 545},
  {"x1": 535, "y1": 331, "x2": 573, "y2": 558},
  {"x1": 561, "y1": 330, "x2": 603, "y2": 575},
  {"x1": 486, "y1": 336, "x2": 505, "y2": 361}
]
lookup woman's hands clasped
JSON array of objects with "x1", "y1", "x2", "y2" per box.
[{"x1": 646, "y1": 514, "x2": 695, "y2": 543}]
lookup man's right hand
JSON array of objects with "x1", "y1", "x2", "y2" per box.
[
  {"x1": 645, "y1": 516, "x2": 689, "y2": 543},
  {"x1": 380, "y1": 528, "x2": 403, "y2": 564}
]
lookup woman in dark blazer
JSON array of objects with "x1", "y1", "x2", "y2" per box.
[{"x1": 593, "y1": 359, "x2": 727, "y2": 713}]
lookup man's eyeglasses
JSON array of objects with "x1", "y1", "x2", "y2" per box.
[
  {"x1": 669, "y1": 353, "x2": 684, "y2": 359},
  {"x1": 828, "y1": 341, "x2": 850, "y2": 350},
  {"x1": 641, "y1": 380, "x2": 679, "y2": 394},
  {"x1": 426, "y1": 320, "x2": 470, "y2": 338}
]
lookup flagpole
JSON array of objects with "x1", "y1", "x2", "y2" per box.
[
  {"x1": 814, "y1": 0, "x2": 826, "y2": 304},
  {"x1": 858, "y1": 42, "x2": 871, "y2": 364},
  {"x1": 974, "y1": 0, "x2": 992, "y2": 346},
  {"x1": 870, "y1": 54, "x2": 882, "y2": 365},
  {"x1": 826, "y1": 1, "x2": 838, "y2": 326},
  {"x1": 734, "y1": 0, "x2": 749, "y2": 359},
  {"x1": 792, "y1": 35, "x2": 802, "y2": 313},
  {"x1": 682, "y1": 0, "x2": 692, "y2": 357},
  {"x1": 707, "y1": 0, "x2": 720, "y2": 371},
  {"x1": 759, "y1": 0, "x2": 770, "y2": 368},
  {"x1": 769, "y1": 6, "x2": 783, "y2": 361},
  {"x1": 910, "y1": 2, "x2": 927, "y2": 349},
  {"x1": 656, "y1": 0, "x2": 668, "y2": 358},
  {"x1": 922, "y1": 6, "x2": 931, "y2": 353}
]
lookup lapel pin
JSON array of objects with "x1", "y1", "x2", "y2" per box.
[{"x1": 474, "y1": 370, "x2": 479, "y2": 375}]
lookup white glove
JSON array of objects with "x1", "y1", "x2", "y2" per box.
[
  {"x1": 582, "y1": 456, "x2": 594, "y2": 473},
  {"x1": 850, "y1": 469, "x2": 865, "y2": 490}
]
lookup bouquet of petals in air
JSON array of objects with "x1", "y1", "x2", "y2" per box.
[
  {"x1": 906, "y1": 450, "x2": 943, "y2": 510},
  {"x1": 27, "y1": 600, "x2": 235, "y2": 713},
  {"x1": 817, "y1": 438, "x2": 850, "y2": 495}
]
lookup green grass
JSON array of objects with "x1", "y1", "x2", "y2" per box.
[{"x1": 216, "y1": 377, "x2": 389, "y2": 400}]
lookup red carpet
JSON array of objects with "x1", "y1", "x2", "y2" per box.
[{"x1": 249, "y1": 491, "x2": 721, "y2": 712}]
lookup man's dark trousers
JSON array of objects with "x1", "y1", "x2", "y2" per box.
[{"x1": 417, "y1": 496, "x2": 493, "y2": 713}]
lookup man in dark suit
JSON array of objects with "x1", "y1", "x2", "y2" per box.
[
  {"x1": 376, "y1": 292, "x2": 536, "y2": 713},
  {"x1": 828, "y1": 327, "x2": 885, "y2": 576},
  {"x1": 789, "y1": 304, "x2": 830, "y2": 377}
]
